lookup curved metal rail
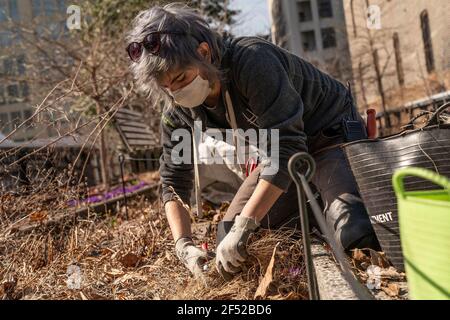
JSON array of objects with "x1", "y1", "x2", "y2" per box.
[{"x1": 288, "y1": 152, "x2": 374, "y2": 300}]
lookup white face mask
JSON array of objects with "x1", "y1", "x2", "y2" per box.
[{"x1": 170, "y1": 73, "x2": 211, "y2": 108}]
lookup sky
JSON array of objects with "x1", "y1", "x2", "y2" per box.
[{"x1": 229, "y1": 0, "x2": 271, "y2": 36}]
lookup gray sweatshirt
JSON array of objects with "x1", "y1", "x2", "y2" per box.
[{"x1": 159, "y1": 36, "x2": 357, "y2": 206}]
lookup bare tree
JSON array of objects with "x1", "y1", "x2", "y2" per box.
[
  {"x1": 347, "y1": 0, "x2": 449, "y2": 133},
  {"x1": 269, "y1": 0, "x2": 289, "y2": 50},
  {"x1": 0, "y1": 0, "x2": 240, "y2": 191},
  {"x1": 347, "y1": 0, "x2": 403, "y2": 127},
  {"x1": 1, "y1": 1, "x2": 169, "y2": 188}
]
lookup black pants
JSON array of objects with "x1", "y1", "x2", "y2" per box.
[{"x1": 216, "y1": 145, "x2": 379, "y2": 251}]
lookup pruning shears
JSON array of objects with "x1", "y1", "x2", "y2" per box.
[{"x1": 245, "y1": 157, "x2": 258, "y2": 177}]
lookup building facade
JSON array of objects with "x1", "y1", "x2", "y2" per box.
[
  {"x1": 343, "y1": 0, "x2": 450, "y2": 112},
  {"x1": 268, "y1": 0, "x2": 353, "y2": 82},
  {"x1": 0, "y1": 0, "x2": 68, "y2": 141},
  {"x1": 268, "y1": 0, "x2": 450, "y2": 113}
]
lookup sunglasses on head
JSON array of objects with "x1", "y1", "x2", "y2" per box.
[{"x1": 126, "y1": 31, "x2": 187, "y2": 62}]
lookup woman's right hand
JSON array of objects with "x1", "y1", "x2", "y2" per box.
[{"x1": 175, "y1": 237, "x2": 214, "y2": 278}]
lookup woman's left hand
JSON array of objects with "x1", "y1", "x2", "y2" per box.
[{"x1": 215, "y1": 215, "x2": 259, "y2": 280}]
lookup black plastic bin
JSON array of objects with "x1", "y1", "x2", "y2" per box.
[{"x1": 343, "y1": 105, "x2": 450, "y2": 271}]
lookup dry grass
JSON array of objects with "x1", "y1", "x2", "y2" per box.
[{"x1": 0, "y1": 177, "x2": 307, "y2": 300}]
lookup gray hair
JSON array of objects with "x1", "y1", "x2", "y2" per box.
[{"x1": 126, "y1": 3, "x2": 224, "y2": 109}]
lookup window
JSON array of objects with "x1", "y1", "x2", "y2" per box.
[
  {"x1": 393, "y1": 33, "x2": 404, "y2": 85},
  {"x1": 318, "y1": 0, "x2": 333, "y2": 18},
  {"x1": 297, "y1": 1, "x2": 312, "y2": 22},
  {"x1": 0, "y1": 86, "x2": 6, "y2": 105},
  {"x1": 301, "y1": 30, "x2": 316, "y2": 52},
  {"x1": 23, "y1": 109, "x2": 33, "y2": 121},
  {"x1": 0, "y1": 113, "x2": 10, "y2": 133},
  {"x1": 0, "y1": 113, "x2": 7, "y2": 125},
  {"x1": 420, "y1": 10, "x2": 435, "y2": 73},
  {"x1": 20, "y1": 81, "x2": 29, "y2": 98},
  {"x1": 321, "y1": 27, "x2": 336, "y2": 49},
  {"x1": 10, "y1": 111, "x2": 22, "y2": 126},
  {"x1": 20, "y1": 81, "x2": 30, "y2": 98},
  {"x1": 17, "y1": 55, "x2": 26, "y2": 75},
  {"x1": 7, "y1": 84, "x2": 19, "y2": 102},
  {"x1": 8, "y1": 0, "x2": 19, "y2": 21},
  {"x1": 3, "y1": 58, "x2": 14, "y2": 76}
]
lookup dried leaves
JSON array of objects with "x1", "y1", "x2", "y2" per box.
[
  {"x1": 382, "y1": 283, "x2": 400, "y2": 297},
  {"x1": 119, "y1": 252, "x2": 140, "y2": 268},
  {"x1": 30, "y1": 210, "x2": 49, "y2": 222},
  {"x1": 352, "y1": 248, "x2": 390, "y2": 270},
  {"x1": 1, "y1": 194, "x2": 307, "y2": 300},
  {"x1": 351, "y1": 248, "x2": 406, "y2": 298},
  {"x1": 174, "y1": 229, "x2": 307, "y2": 300},
  {"x1": 254, "y1": 243, "x2": 279, "y2": 299},
  {"x1": 0, "y1": 278, "x2": 18, "y2": 300}
]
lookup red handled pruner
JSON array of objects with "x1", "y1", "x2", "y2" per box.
[{"x1": 245, "y1": 157, "x2": 258, "y2": 177}]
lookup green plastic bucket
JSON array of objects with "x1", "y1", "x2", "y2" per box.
[{"x1": 393, "y1": 167, "x2": 450, "y2": 300}]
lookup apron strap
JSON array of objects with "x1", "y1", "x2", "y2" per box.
[{"x1": 224, "y1": 90, "x2": 247, "y2": 170}]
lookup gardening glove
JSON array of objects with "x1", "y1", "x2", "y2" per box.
[
  {"x1": 215, "y1": 215, "x2": 259, "y2": 280},
  {"x1": 175, "y1": 237, "x2": 213, "y2": 279}
]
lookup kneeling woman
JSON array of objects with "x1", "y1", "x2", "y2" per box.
[{"x1": 126, "y1": 4, "x2": 379, "y2": 279}]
